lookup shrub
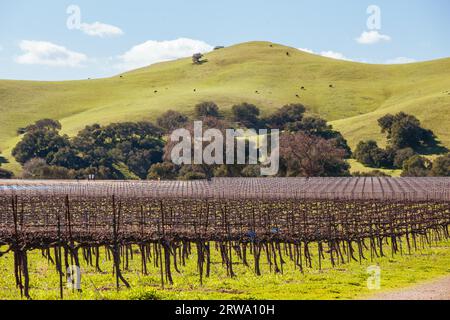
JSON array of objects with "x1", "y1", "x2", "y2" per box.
[
  {"x1": 0, "y1": 168, "x2": 13, "y2": 179},
  {"x1": 22, "y1": 158, "x2": 76, "y2": 179},
  {"x1": 285, "y1": 116, "x2": 352, "y2": 158},
  {"x1": 194, "y1": 102, "x2": 220, "y2": 119},
  {"x1": 265, "y1": 104, "x2": 306, "y2": 129},
  {"x1": 130, "y1": 289, "x2": 162, "y2": 300},
  {"x1": 12, "y1": 126, "x2": 70, "y2": 165},
  {"x1": 393, "y1": 148, "x2": 416, "y2": 168},
  {"x1": 354, "y1": 141, "x2": 393, "y2": 168},
  {"x1": 156, "y1": 110, "x2": 188, "y2": 133},
  {"x1": 24, "y1": 119, "x2": 62, "y2": 133},
  {"x1": 430, "y1": 153, "x2": 450, "y2": 176},
  {"x1": 401, "y1": 155, "x2": 432, "y2": 177},
  {"x1": 177, "y1": 165, "x2": 209, "y2": 180},
  {"x1": 147, "y1": 162, "x2": 179, "y2": 180},
  {"x1": 280, "y1": 132, "x2": 350, "y2": 177},
  {"x1": 378, "y1": 112, "x2": 436, "y2": 150},
  {"x1": 241, "y1": 165, "x2": 261, "y2": 177},
  {"x1": 231, "y1": 103, "x2": 261, "y2": 128}
]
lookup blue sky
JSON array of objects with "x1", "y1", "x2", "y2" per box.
[{"x1": 1, "y1": 0, "x2": 449, "y2": 80}]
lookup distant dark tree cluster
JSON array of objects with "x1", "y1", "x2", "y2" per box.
[
  {"x1": 289, "y1": 116, "x2": 352, "y2": 157},
  {"x1": 156, "y1": 110, "x2": 188, "y2": 133},
  {"x1": 393, "y1": 148, "x2": 416, "y2": 168},
  {"x1": 72, "y1": 122, "x2": 164, "y2": 179},
  {"x1": 354, "y1": 141, "x2": 395, "y2": 168},
  {"x1": 22, "y1": 158, "x2": 76, "y2": 180},
  {"x1": 194, "y1": 101, "x2": 220, "y2": 118},
  {"x1": 152, "y1": 113, "x2": 351, "y2": 179},
  {"x1": 158, "y1": 101, "x2": 350, "y2": 160},
  {"x1": 401, "y1": 155, "x2": 432, "y2": 177},
  {"x1": 0, "y1": 153, "x2": 13, "y2": 179},
  {"x1": 401, "y1": 153, "x2": 450, "y2": 177},
  {"x1": 17, "y1": 118, "x2": 62, "y2": 135},
  {"x1": 0, "y1": 169, "x2": 13, "y2": 179},
  {"x1": 378, "y1": 112, "x2": 436, "y2": 150},
  {"x1": 13, "y1": 119, "x2": 164, "y2": 180},
  {"x1": 232, "y1": 103, "x2": 261, "y2": 128},
  {"x1": 280, "y1": 132, "x2": 350, "y2": 177},
  {"x1": 12, "y1": 99, "x2": 355, "y2": 180},
  {"x1": 354, "y1": 112, "x2": 448, "y2": 176},
  {"x1": 262, "y1": 104, "x2": 351, "y2": 157},
  {"x1": 12, "y1": 120, "x2": 70, "y2": 165},
  {"x1": 264, "y1": 104, "x2": 305, "y2": 130},
  {"x1": 147, "y1": 162, "x2": 179, "y2": 180},
  {"x1": 159, "y1": 116, "x2": 245, "y2": 180},
  {"x1": 0, "y1": 154, "x2": 7, "y2": 168},
  {"x1": 25, "y1": 119, "x2": 62, "y2": 132},
  {"x1": 430, "y1": 153, "x2": 450, "y2": 177}
]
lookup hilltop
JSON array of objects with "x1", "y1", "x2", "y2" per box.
[{"x1": 1, "y1": 41, "x2": 449, "y2": 172}]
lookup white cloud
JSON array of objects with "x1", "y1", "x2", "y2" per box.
[
  {"x1": 320, "y1": 50, "x2": 351, "y2": 61},
  {"x1": 298, "y1": 46, "x2": 417, "y2": 64},
  {"x1": 116, "y1": 38, "x2": 214, "y2": 70},
  {"x1": 385, "y1": 57, "x2": 417, "y2": 64},
  {"x1": 298, "y1": 48, "x2": 314, "y2": 54},
  {"x1": 356, "y1": 31, "x2": 391, "y2": 44},
  {"x1": 15, "y1": 40, "x2": 87, "y2": 67},
  {"x1": 79, "y1": 22, "x2": 124, "y2": 37},
  {"x1": 297, "y1": 48, "x2": 352, "y2": 61}
]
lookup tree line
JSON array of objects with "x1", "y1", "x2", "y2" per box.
[
  {"x1": 2, "y1": 102, "x2": 448, "y2": 180},
  {"x1": 353, "y1": 112, "x2": 449, "y2": 177},
  {"x1": 0, "y1": 154, "x2": 12, "y2": 179},
  {"x1": 5, "y1": 102, "x2": 352, "y2": 180}
]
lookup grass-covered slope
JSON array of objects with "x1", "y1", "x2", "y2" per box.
[
  {"x1": 0, "y1": 240, "x2": 449, "y2": 299},
  {"x1": 1, "y1": 41, "x2": 450, "y2": 172}
]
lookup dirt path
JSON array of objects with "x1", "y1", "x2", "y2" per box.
[{"x1": 368, "y1": 276, "x2": 450, "y2": 300}]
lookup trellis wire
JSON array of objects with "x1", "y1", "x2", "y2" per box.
[{"x1": 0, "y1": 177, "x2": 449, "y2": 299}]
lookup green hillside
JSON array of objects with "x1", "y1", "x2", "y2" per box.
[{"x1": 1, "y1": 41, "x2": 450, "y2": 172}]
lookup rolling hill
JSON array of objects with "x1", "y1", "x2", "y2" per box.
[{"x1": 1, "y1": 41, "x2": 449, "y2": 173}]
